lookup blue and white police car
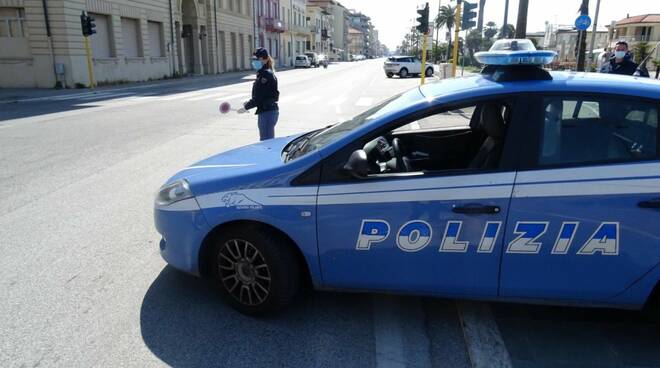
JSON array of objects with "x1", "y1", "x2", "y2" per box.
[{"x1": 155, "y1": 39, "x2": 660, "y2": 316}]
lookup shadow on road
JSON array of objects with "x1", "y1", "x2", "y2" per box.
[
  {"x1": 140, "y1": 266, "x2": 376, "y2": 368},
  {"x1": 492, "y1": 303, "x2": 660, "y2": 368},
  {"x1": 0, "y1": 72, "x2": 255, "y2": 122}
]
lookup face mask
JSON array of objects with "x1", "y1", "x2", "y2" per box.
[
  {"x1": 251, "y1": 59, "x2": 263, "y2": 71},
  {"x1": 614, "y1": 51, "x2": 626, "y2": 59}
]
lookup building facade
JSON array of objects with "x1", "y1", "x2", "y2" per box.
[
  {"x1": 347, "y1": 10, "x2": 372, "y2": 57},
  {"x1": 0, "y1": 0, "x2": 255, "y2": 88},
  {"x1": 289, "y1": 0, "x2": 307, "y2": 57},
  {"x1": 543, "y1": 23, "x2": 608, "y2": 63},
  {"x1": 254, "y1": 0, "x2": 283, "y2": 63},
  {"x1": 607, "y1": 14, "x2": 660, "y2": 68},
  {"x1": 0, "y1": 0, "x2": 378, "y2": 88},
  {"x1": 307, "y1": 0, "x2": 348, "y2": 60},
  {"x1": 347, "y1": 26, "x2": 362, "y2": 57},
  {"x1": 305, "y1": 4, "x2": 327, "y2": 54}
]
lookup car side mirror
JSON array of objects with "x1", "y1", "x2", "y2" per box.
[{"x1": 343, "y1": 150, "x2": 370, "y2": 179}]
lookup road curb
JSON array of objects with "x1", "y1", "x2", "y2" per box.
[{"x1": 456, "y1": 301, "x2": 513, "y2": 368}]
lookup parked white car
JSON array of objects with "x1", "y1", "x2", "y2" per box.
[
  {"x1": 294, "y1": 55, "x2": 311, "y2": 68},
  {"x1": 383, "y1": 56, "x2": 434, "y2": 78}
]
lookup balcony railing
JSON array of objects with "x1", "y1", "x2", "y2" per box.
[
  {"x1": 614, "y1": 35, "x2": 655, "y2": 43},
  {"x1": 263, "y1": 17, "x2": 286, "y2": 33}
]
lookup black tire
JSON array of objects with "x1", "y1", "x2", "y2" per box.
[
  {"x1": 399, "y1": 68, "x2": 408, "y2": 78},
  {"x1": 211, "y1": 225, "x2": 300, "y2": 316},
  {"x1": 425, "y1": 67, "x2": 434, "y2": 77},
  {"x1": 386, "y1": 72, "x2": 393, "y2": 78}
]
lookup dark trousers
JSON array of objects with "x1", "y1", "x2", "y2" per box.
[{"x1": 258, "y1": 110, "x2": 279, "y2": 141}]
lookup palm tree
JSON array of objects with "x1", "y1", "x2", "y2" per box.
[
  {"x1": 477, "y1": 0, "x2": 486, "y2": 33},
  {"x1": 484, "y1": 21, "x2": 498, "y2": 40},
  {"x1": 435, "y1": 4, "x2": 455, "y2": 61}
]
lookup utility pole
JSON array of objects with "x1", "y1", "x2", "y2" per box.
[
  {"x1": 435, "y1": 0, "x2": 441, "y2": 63},
  {"x1": 501, "y1": 0, "x2": 509, "y2": 38},
  {"x1": 451, "y1": 0, "x2": 462, "y2": 77},
  {"x1": 576, "y1": 0, "x2": 589, "y2": 71},
  {"x1": 515, "y1": 0, "x2": 528, "y2": 38},
  {"x1": 588, "y1": 0, "x2": 601, "y2": 69}
]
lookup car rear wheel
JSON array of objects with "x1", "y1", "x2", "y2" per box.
[
  {"x1": 425, "y1": 67, "x2": 434, "y2": 77},
  {"x1": 386, "y1": 72, "x2": 393, "y2": 78},
  {"x1": 211, "y1": 226, "x2": 300, "y2": 316},
  {"x1": 399, "y1": 68, "x2": 408, "y2": 78}
]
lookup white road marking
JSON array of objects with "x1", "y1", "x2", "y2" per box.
[
  {"x1": 457, "y1": 301, "x2": 513, "y2": 368},
  {"x1": 328, "y1": 95, "x2": 348, "y2": 105},
  {"x1": 373, "y1": 295, "x2": 432, "y2": 368},
  {"x1": 277, "y1": 95, "x2": 299, "y2": 103},
  {"x1": 299, "y1": 95, "x2": 322, "y2": 105},
  {"x1": 186, "y1": 93, "x2": 227, "y2": 101},
  {"x1": 214, "y1": 93, "x2": 249, "y2": 101},
  {"x1": 356, "y1": 97, "x2": 374, "y2": 107},
  {"x1": 158, "y1": 92, "x2": 204, "y2": 101}
]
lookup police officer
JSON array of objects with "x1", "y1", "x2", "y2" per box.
[
  {"x1": 238, "y1": 48, "x2": 280, "y2": 140},
  {"x1": 608, "y1": 41, "x2": 638, "y2": 76}
]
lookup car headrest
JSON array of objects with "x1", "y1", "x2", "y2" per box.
[
  {"x1": 469, "y1": 105, "x2": 483, "y2": 131},
  {"x1": 480, "y1": 103, "x2": 506, "y2": 138}
]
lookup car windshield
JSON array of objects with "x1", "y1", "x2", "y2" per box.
[{"x1": 286, "y1": 90, "x2": 423, "y2": 161}]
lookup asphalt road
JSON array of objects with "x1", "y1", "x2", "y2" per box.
[{"x1": 1, "y1": 59, "x2": 658, "y2": 368}]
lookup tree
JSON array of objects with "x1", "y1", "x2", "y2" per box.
[
  {"x1": 466, "y1": 29, "x2": 483, "y2": 65},
  {"x1": 477, "y1": 0, "x2": 486, "y2": 33},
  {"x1": 435, "y1": 5, "x2": 456, "y2": 61},
  {"x1": 484, "y1": 21, "x2": 498, "y2": 40},
  {"x1": 499, "y1": 24, "x2": 515, "y2": 39},
  {"x1": 529, "y1": 37, "x2": 540, "y2": 49},
  {"x1": 633, "y1": 42, "x2": 650, "y2": 64}
]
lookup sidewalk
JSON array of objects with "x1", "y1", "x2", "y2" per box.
[{"x1": 0, "y1": 66, "x2": 295, "y2": 104}]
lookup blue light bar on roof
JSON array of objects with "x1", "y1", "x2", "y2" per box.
[
  {"x1": 474, "y1": 50, "x2": 557, "y2": 65},
  {"x1": 474, "y1": 38, "x2": 557, "y2": 66}
]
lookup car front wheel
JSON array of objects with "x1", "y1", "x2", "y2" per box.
[
  {"x1": 211, "y1": 226, "x2": 300, "y2": 316},
  {"x1": 399, "y1": 68, "x2": 408, "y2": 78},
  {"x1": 425, "y1": 68, "x2": 434, "y2": 77}
]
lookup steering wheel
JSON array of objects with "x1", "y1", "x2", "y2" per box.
[{"x1": 392, "y1": 138, "x2": 412, "y2": 172}]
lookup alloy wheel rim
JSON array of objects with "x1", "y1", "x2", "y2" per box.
[{"x1": 218, "y1": 239, "x2": 271, "y2": 306}]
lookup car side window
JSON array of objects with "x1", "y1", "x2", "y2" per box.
[
  {"x1": 363, "y1": 101, "x2": 514, "y2": 176},
  {"x1": 538, "y1": 96, "x2": 658, "y2": 166}
]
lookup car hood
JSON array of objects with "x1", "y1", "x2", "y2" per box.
[{"x1": 164, "y1": 135, "x2": 302, "y2": 195}]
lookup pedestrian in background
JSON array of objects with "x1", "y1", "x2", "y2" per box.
[
  {"x1": 607, "y1": 41, "x2": 638, "y2": 76},
  {"x1": 238, "y1": 48, "x2": 280, "y2": 141}
]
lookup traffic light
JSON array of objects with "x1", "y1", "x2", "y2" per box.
[
  {"x1": 461, "y1": 1, "x2": 477, "y2": 30},
  {"x1": 80, "y1": 11, "x2": 96, "y2": 37},
  {"x1": 416, "y1": 2, "x2": 429, "y2": 34}
]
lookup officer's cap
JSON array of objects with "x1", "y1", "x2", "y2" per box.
[{"x1": 253, "y1": 48, "x2": 269, "y2": 59}]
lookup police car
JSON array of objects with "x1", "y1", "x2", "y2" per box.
[{"x1": 155, "y1": 39, "x2": 660, "y2": 316}]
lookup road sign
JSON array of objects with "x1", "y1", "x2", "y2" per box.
[{"x1": 575, "y1": 15, "x2": 591, "y2": 31}]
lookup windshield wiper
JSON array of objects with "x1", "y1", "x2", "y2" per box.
[{"x1": 286, "y1": 125, "x2": 334, "y2": 161}]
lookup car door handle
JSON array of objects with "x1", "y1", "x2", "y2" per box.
[
  {"x1": 452, "y1": 204, "x2": 501, "y2": 214},
  {"x1": 638, "y1": 199, "x2": 660, "y2": 209}
]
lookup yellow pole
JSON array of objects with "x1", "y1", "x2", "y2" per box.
[
  {"x1": 420, "y1": 31, "x2": 428, "y2": 85},
  {"x1": 451, "y1": 2, "x2": 462, "y2": 77},
  {"x1": 83, "y1": 36, "x2": 95, "y2": 88}
]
